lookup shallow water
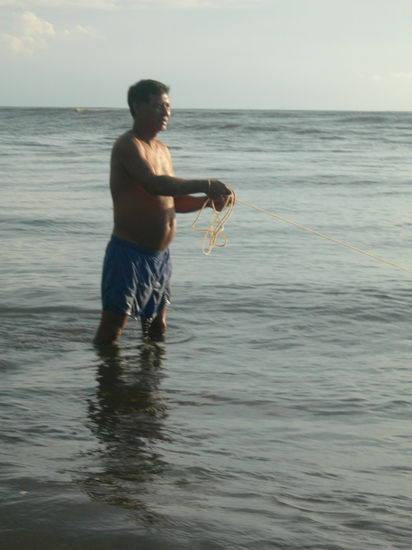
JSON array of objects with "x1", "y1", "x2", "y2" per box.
[{"x1": 1, "y1": 107, "x2": 412, "y2": 549}]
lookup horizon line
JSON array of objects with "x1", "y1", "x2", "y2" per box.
[{"x1": 1, "y1": 105, "x2": 412, "y2": 114}]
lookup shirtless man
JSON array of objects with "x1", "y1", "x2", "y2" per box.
[{"x1": 93, "y1": 79, "x2": 231, "y2": 345}]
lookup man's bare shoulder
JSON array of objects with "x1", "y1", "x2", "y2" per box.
[
  {"x1": 113, "y1": 130, "x2": 137, "y2": 151},
  {"x1": 113, "y1": 131, "x2": 168, "y2": 154},
  {"x1": 111, "y1": 131, "x2": 146, "y2": 167}
]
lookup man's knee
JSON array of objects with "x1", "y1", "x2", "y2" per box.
[
  {"x1": 93, "y1": 310, "x2": 128, "y2": 345},
  {"x1": 93, "y1": 328, "x2": 120, "y2": 346},
  {"x1": 141, "y1": 308, "x2": 167, "y2": 341}
]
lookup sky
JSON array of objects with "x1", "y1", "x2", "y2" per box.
[{"x1": 0, "y1": 0, "x2": 412, "y2": 110}]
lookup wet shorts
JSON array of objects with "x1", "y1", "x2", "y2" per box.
[{"x1": 101, "y1": 235, "x2": 172, "y2": 320}]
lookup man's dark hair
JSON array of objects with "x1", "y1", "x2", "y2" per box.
[{"x1": 127, "y1": 79, "x2": 170, "y2": 117}]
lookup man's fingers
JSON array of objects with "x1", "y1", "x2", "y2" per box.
[{"x1": 208, "y1": 180, "x2": 232, "y2": 198}]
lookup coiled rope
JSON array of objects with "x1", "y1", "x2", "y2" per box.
[
  {"x1": 192, "y1": 187, "x2": 237, "y2": 255},
  {"x1": 192, "y1": 186, "x2": 412, "y2": 275}
]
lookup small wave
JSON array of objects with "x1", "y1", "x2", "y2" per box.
[
  {"x1": 0, "y1": 217, "x2": 99, "y2": 235},
  {"x1": 74, "y1": 108, "x2": 115, "y2": 115},
  {"x1": 19, "y1": 140, "x2": 53, "y2": 148},
  {"x1": 337, "y1": 113, "x2": 392, "y2": 124},
  {"x1": 0, "y1": 305, "x2": 94, "y2": 314}
]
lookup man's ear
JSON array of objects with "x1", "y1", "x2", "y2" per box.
[{"x1": 132, "y1": 101, "x2": 140, "y2": 117}]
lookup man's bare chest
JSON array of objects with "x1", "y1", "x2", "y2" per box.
[{"x1": 142, "y1": 143, "x2": 172, "y2": 176}]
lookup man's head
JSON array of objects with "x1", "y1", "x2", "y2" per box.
[{"x1": 127, "y1": 79, "x2": 170, "y2": 118}]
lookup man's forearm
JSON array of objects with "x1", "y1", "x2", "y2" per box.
[
  {"x1": 146, "y1": 175, "x2": 209, "y2": 196},
  {"x1": 174, "y1": 195, "x2": 208, "y2": 213}
]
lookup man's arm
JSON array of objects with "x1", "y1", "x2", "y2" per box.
[
  {"x1": 174, "y1": 195, "x2": 230, "y2": 213},
  {"x1": 116, "y1": 135, "x2": 229, "y2": 198},
  {"x1": 174, "y1": 196, "x2": 208, "y2": 213}
]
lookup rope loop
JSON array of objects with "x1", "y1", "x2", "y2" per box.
[{"x1": 191, "y1": 187, "x2": 236, "y2": 255}]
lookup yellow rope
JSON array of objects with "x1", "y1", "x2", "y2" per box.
[
  {"x1": 236, "y1": 199, "x2": 412, "y2": 274},
  {"x1": 191, "y1": 188, "x2": 236, "y2": 255},
  {"x1": 192, "y1": 188, "x2": 412, "y2": 274}
]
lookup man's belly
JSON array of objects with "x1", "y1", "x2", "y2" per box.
[{"x1": 113, "y1": 205, "x2": 176, "y2": 251}]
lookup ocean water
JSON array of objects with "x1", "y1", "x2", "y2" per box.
[{"x1": 1, "y1": 106, "x2": 411, "y2": 549}]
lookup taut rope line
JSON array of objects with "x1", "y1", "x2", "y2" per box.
[
  {"x1": 192, "y1": 187, "x2": 412, "y2": 275},
  {"x1": 236, "y1": 198, "x2": 412, "y2": 274}
]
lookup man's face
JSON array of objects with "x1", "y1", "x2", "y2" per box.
[{"x1": 135, "y1": 93, "x2": 171, "y2": 133}]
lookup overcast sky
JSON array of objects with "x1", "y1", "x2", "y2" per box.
[{"x1": 1, "y1": 0, "x2": 411, "y2": 110}]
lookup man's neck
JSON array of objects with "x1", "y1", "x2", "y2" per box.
[{"x1": 132, "y1": 122, "x2": 158, "y2": 144}]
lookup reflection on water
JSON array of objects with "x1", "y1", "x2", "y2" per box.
[{"x1": 81, "y1": 343, "x2": 169, "y2": 523}]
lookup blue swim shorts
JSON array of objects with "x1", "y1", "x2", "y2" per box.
[{"x1": 101, "y1": 235, "x2": 172, "y2": 320}]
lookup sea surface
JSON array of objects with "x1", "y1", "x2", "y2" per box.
[{"x1": 1, "y1": 106, "x2": 411, "y2": 549}]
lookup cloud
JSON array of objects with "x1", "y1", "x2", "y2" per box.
[
  {"x1": 390, "y1": 71, "x2": 412, "y2": 80},
  {"x1": 0, "y1": 11, "x2": 55, "y2": 55},
  {"x1": 0, "y1": 0, "x2": 116, "y2": 7},
  {"x1": 0, "y1": 11, "x2": 97, "y2": 55},
  {"x1": 367, "y1": 71, "x2": 412, "y2": 82},
  {"x1": 62, "y1": 25, "x2": 97, "y2": 38},
  {"x1": 0, "y1": 0, "x2": 263, "y2": 7},
  {"x1": 122, "y1": 0, "x2": 267, "y2": 7}
]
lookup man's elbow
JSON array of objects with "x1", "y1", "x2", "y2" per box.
[{"x1": 143, "y1": 175, "x2": 166, "y2": 195}]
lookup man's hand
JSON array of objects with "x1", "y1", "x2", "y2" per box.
[
  {"x1": 210, "y1": 195, "x2": 231, "y2": 212},
  {"x1": 207, "y1": 180, "x2": 232, "y2": 199}
]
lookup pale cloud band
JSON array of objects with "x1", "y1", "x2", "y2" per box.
[
  {"x1": 371, "y1": 72, "x2": 412, "y2": 82},
  {"x1": 0, "y1": 11, "x2": 96, "y2": 55},
  {"x1": 0, "y1": 0, "x2": 115, "y2": 7},
  {"x1": 0, "y1": 0, "x2": 261, "y2": 55},
  {"x1": 0, "y1": 0, "x2": 261, "y2": 8},
  {"x1": 390, "y1": 72, "x2": 412, "y2": 79}
]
